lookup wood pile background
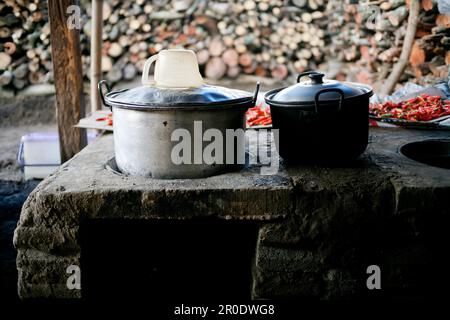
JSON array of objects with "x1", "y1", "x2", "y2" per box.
[
  {"x1": 0, "y1": 0, "x2": 449, "y2": 94},
  {"x1": 326, "y1": 0, "x2": 450, "y2": 91}
]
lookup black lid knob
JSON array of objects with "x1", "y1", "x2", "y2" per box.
[{"x1": 309, "y1": 73, "x2": 324, "y2": 84}]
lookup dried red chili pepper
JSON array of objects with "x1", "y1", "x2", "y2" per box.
[
  {"x1": 246, "y1": 103, "x2": 272, "y2": 127},
  {"x1": 370, "y1": 94, "x2": 450, "y2": 122}
]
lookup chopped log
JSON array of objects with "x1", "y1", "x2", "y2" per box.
[
  {"x1": 222, "y1": 49, "x2": 239, "y2": 67},
  {"x1": 13, "y1": 63, "x2": 28, "y2": 78},
  {"x1": 0, "y1": 70, "x2": 13, "y2": 86},
  {"x1": 308, "y1": 0, "x2": 324, "y2": 10},
  {"x1": 431, "y1": 64, "x2": 448, "y2": 77},
  {"x1": 0, "y1": 27, "x2": 11, "y2": 38},
  {"x1": 129, "y1": 19, "x2": 141, "y2": 30},
  {"x1": 108, "y1": 13, "x2": 119, "y2": 24},
  {"x1": 226, "y1": 65, "x2": 240, "y2": 78},
  {"x1": 235, "y1": 25, "x2": 247, "y2": 36},
  {"x1": 436, "y1": 14, "x2": 450, "y2": 27},
  {"x1": 258, "y1": 2, "x2": 269, "y2": 11},
  {"x1": 106, "y1": 68, "x2": 122, "y2": 83},
  {"x1": 410, "y1": 42, "x2": 426, "y2": 67},
  {"x1": 102, "y1": 1, "x2": 112, "y2": 21},
  {"x1": 380, "y1": 0, "x2": 405, "y2": 11},
  {"x1": 243, "y1": 0, "x2": 256, "y2": 11},
  {"x1": 292, "y1": 0, "x2": 307, "y2": 7},
  {"x1": 129, "y1": 43, "x2": 140, "y2": 54},
  {"x1": 144, "y1": 4, "x2": 153, "y2": 14},
  {"x1": 209, "y1": 37, "x2": 225, "y2": 57},
  {"x1": 48, "y1": 0, "x2": 87, "y2": 162},
  {"x1": 129, "y1": 53, "x2": 139, "y2": 64},
  {"x1": 142, "y1": 23, "x2": 151, "y2": 32},
  {"x1": 422, "y1": 0, "x2": 434, "y2": 11},
  {"x1": 28, "y1": 71, "x2": 45, "y2": 84},
  {"x1": 441, "y1": 36, "x2": 450, "y2": 45},
  {"x1": 271, "y1": 64, "x2": 288, "y2": 80},
  {"x1": 387, "y1": 6, "x2": 408, "y2": 26},
  {"x1": 196, "y1": 49, "x2": 210, "y2": 65},
  {"x1": 238, "y1": 53, "x2": 252, "y2": 67},
  {"x1": 254, "y1": 65, "x2": 267, "y2": 77},
  {"x1": 1, "y1": 14, "x2": 20, "y2": 27},
  {"x1": 301, "y1": 12, "x2": 313, "y2": 23},
  {"x1": 235, "y1": 44, "x2": 247, "y2": 54},
  {"x1": 123, "y1": 63, "x2": 137, "y2": 80},
  {"x1": 243, "y1": 63, "x2": 256, "y2": 74},
  {"x1": 135, "y1": 59, "x2": 146, "y2": 72},
  {"x1": 101, "y1": 55, "x2": 113, "y2": 72},
  {"x1": 173, "y1": 0, "x2": 193, "y2": 12},
  {"x1": 205, "y1": 57, "x2": 226, "y2": 80},
  {"x1": 379, "y1": 47, "x2": 401, "y2": 62},
  {"x1": 3, "y1": 42, "x2": 16, "y2": 55},
  {"x1": 108, "y1": 42, "x2": 123, "y2": 57},
  {"x1": 28, "y1": 61, "x2": 40, "y2": 72},
  {"x1": 25, "y1": 49, "x2": 35, "y2": 59},
  {"x1": 12, "y1": 77, "x2": 27, "y2": 89},
  {"x1": 0, "y1": 52, "x2": 12, "y2": 69},
  {"x1": 28, "y1": 3, "x2": 38, "y2": 12}
]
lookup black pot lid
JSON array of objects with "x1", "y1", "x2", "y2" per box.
[
  {"x1": 102, "y1": 83, "x2": 255, "y2": 110},
  {"x1": 265, "y1": 71, "x2": 372, "y2": 106}
]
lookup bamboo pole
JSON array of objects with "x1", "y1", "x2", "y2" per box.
[
  {"x1": 380, "y1": 0, "x2": 420, "y2": 96},
  {"x1": 90, "y1": 0, "x2": 103, "y2": 112}
]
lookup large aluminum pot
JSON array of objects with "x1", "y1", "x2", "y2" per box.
[{"x1": 98, "y1": 50, "x2": 258, "y2": 179}]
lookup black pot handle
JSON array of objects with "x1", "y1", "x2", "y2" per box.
[
  {"x1": 252, "y1": 81, "x2": 260, "y2": 106},
  {"x1": 297, "y1": 71, "x2": 320, "y2": 83},
  {"x1": 98, "y1": 80, "x2": 112, "y2": 111},
  {"x1": 314, "y1": 88, "x2": 345, "y2": 113}
]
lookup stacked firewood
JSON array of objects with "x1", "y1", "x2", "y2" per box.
[
  {"x1": 0, "y1": 0, "x2": 52, "y2": 90},
  {"x1": 0, "y1": 0, "x2": 329, "y2": 90},
  {"x1": 413, "y1": 0, "x2": 450, "y2": 79},
  {"x1": 325, "y1": 0, "x2": 450, "y2": 91},
  {"x1": 87, "y1": 0, "x2": 330, "y2": 83},
  {"x1": 0, "y1": 0, "x2": 448, "y2": 92}
]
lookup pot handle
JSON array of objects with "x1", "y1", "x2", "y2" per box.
[
  {"x1": 141, "y1": 54, "x2": 158, "y2": 85},
  {"x1": 297, "y1": 71, "x2": 320, "y2": 83},
  {"x1": 98, "y1": 80, "x2": 112, "y2": 111},
  {"x1": 314, "y1": 88, "x2": 345, "y2": 113},
  {"x1": 252, "y1": 81, "x2": 260, "y2": 106}
]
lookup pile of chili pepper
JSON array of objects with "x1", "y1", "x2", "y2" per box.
[
  {"x1": 95, "y1": 113, "x2": 113, "y2": 126},
  {"x1": 369, "y1": 94, "x2": 450, "y2": 122},
  {"x1": 246, "y1": 104, "x2": 272, "y2": 127}
]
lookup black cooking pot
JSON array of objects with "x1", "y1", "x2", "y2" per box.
[{"x1": 265, "y1": 71, "x2": 373, "y2": 163}]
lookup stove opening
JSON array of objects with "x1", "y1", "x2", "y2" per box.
[{"x1": 80, "y1": 219, "x2": 259, "y2": 302}]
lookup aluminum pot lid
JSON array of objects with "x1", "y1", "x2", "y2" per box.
[
  {"x1": 265, "y1": 71, "x2": 372, "y2": 106},
  {"x1": 103, "y1": 84, "x2": 254, "y2": 110}
]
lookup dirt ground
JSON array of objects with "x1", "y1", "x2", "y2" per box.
[{"x1": 0, "y1": 94, "x2": 57, "y2": 300}]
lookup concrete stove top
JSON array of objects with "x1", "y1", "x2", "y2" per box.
[{"x1": 14, "y1": 128, "x2": 450, "y2": 299}]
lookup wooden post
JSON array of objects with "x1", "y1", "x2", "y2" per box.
[
  {"x1": 91, "y1": 0, "x2": 103, "y2": 112},
  {"x1": 48, "y1": 0, "x2": 87, "y2": 162}
]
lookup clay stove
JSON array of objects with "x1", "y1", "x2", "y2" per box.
[{"x1": 14, "y1": 128, "x2": 450, "y2": 300}]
